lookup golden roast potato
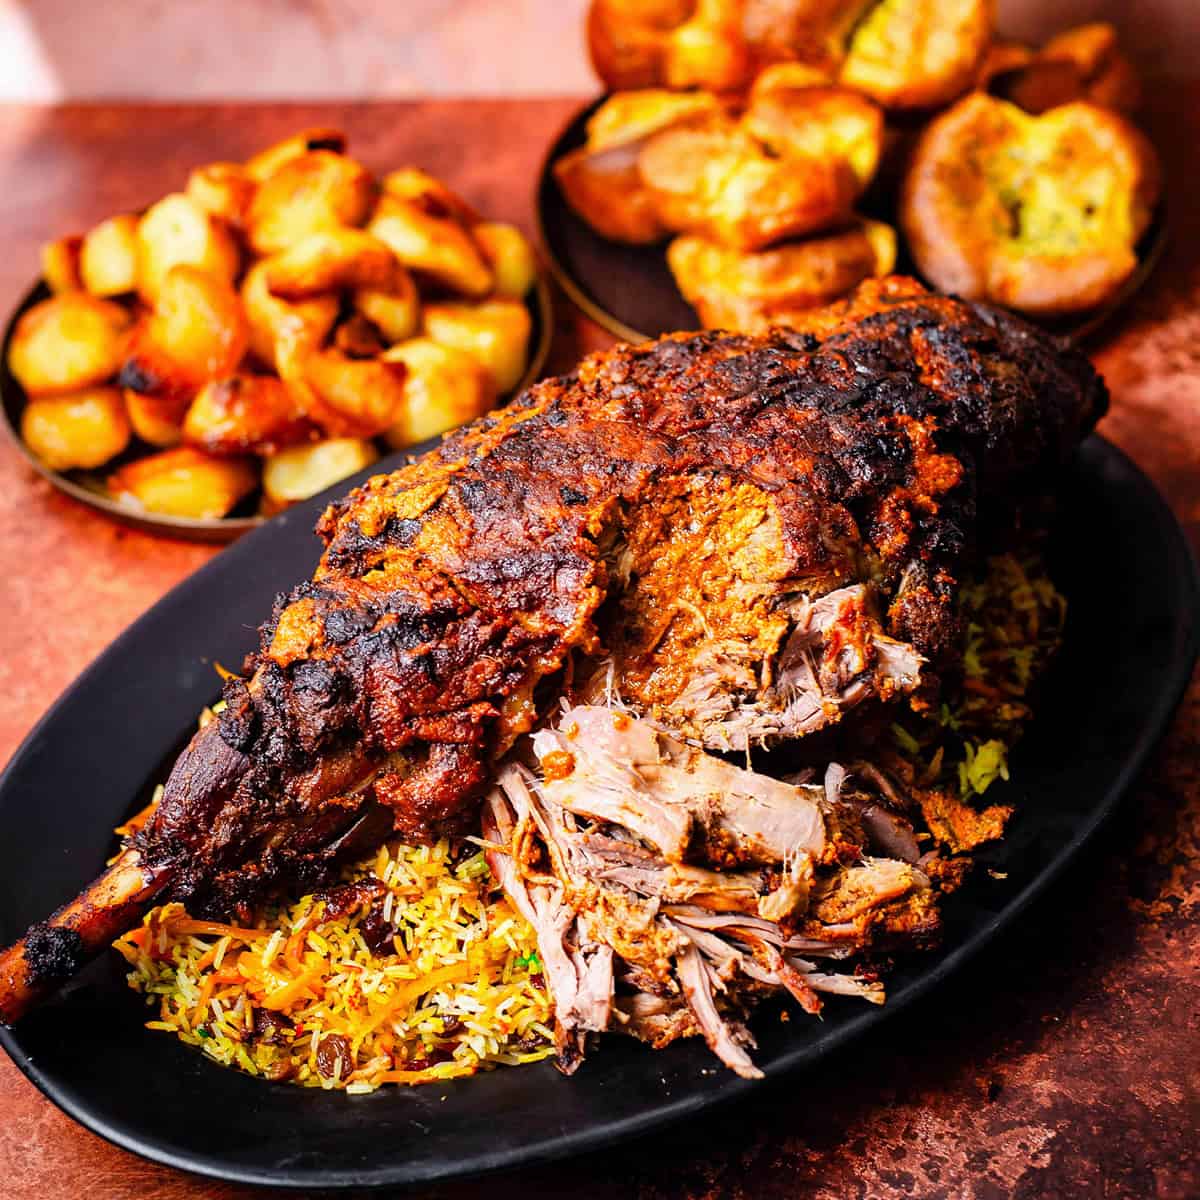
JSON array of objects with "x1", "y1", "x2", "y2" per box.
[
  {"x1": 121, "y1": 265, "x2": 248, "y2": 404},
  {"x1": 124, "y1": 388, "x2": 186, "y2": 448},
  {"x1": 244, "y1": 128, "x2": 347, "y2": 183},
  {"x1": 263, "y1": 229, "x2": 398, "y2": 299},
  {"x1": 108, "y1": 446, "x2": 258, "y2": 519},
  {"x1": 246, "y1": 151, "x2": 376, "y2": 257},
  {"x1": 183, "y1": 375, "x2": 314, "y2": 457},
  {"x1": 80, "y1": 215, "x2": 140, "y2": 296},
  {"x1": 135, "y1": 193, "x2": 240, "y2": 303},
  {"x1": 261, "y1": 437, "x2": 378, "y2": 512},
  {"x1": 367, "y1": 193, "x2": 493, "y2": 297},
  {"x1": 41, "y1": 235, "x2": 84, "y2": 294},
  {"x1": 353, "y1": 271, "x2": 421, "y2": 345},
  {"x1": 380, "y1": 338, "x2": 495, "y2": 449},
  {"x1": 8, "y1": 293, "x2": 132, "y2": 395},
  {"x1": 668, "y1": 218, "x2": 896, "y2": 328},
  {"x1": 186, "y1": 162, "x2": 256, "y2": 228},
  {"x1": 21, "y1": 387, "x2": 130, "y2": 471},
  {"x1": 381, "y1": 167, "x2": 481, "y2": 225},
  {"x1": 423, "y1": 298, "x2": 533, "y2": 394},
  {"x1": 901, "y1": 93, "x2": 1160, "y2": 315},
  {"x1": 333, "y1": 314, "x2": 387, "y2": 359},
  {"x1": 279, "y1": 339, "x2": 410, "y2": 440},
  {"x1": 472, "y1": 222, "x2": 538, "y2": 299},
  {"x1": 240, "y1": 258, "x2": 338, "y2": 371}
]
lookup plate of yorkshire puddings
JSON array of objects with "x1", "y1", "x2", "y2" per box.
[
  {"x1": 540, "y1": 2, "x2": 1165, "y2": 343},
  {"x1": 1, "y1": 129, "x2": 551, "y2": 539}
]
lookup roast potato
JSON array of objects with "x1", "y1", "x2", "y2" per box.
[
  {"x1": 380, "y1": 338, "x2": 495, "y2": 449},
  {"x1": 8, "y1": 293, "x2": 132, "y2": 395},
  {"x1": 41, "y1": 235, "x2": 84, "y2": 294},
  {"x1": 244, "y1": 128, "x2": 348, "y2": 183},
  {"x1": 80, "y1": 214, "x2": 139, "y2": 296},
  {"x1": 901, "y1": 93, "x2": 1161, "y2": 315},
  {"x1": 554, "y1": 90, "x2": 725, "y2": 244},
  {"x1": 367, "y1": 194, "x2": 492, "y2": 297},
  {"x1": 263, "y1": 228, "x2": 398, "y2": 299},
  {"x1": 108, "y1": 446, "x2": 258, "y2": 519},
  {"x1": 135, "y1": 193, "x2": 241, "y2": 303},
  {"x1": 472, "y1": 222, "x2": 538, "y2": 299},
  {"x1": 840, "y1": 0, "x2": 993, "y2": 110},
  {"x1": 667, "y1": 218, "x2": 897, "y2": 329},
  {"x1": 422, "y1": 299, "x2": 532, "y2": 394},
  {"x1": 353, "y1": 270, "x2": 421, "y2": 344},
  {"x1": 261, "y1": 437, "x2": 379, "y2": 512},
  {"x1": 332, "y1": 314, "x2": 387, "y2": 359},
  {"x1": 183, "y1": 374, "x2": 314, "y2": 456},
  {"x1": 21, "y1": 387, "x2": 130, "y2": 471},
  {"x1": 381, "y1": 167, "x2": 480, "y2": 225},
  {"x1": 121, "y1": 265, "x2": 249, "y2": 403},
  {"x1": 280, "y1": 339, "x2": 410, "y2": 439},
  {"x1": 186, "y1": 162, "x2": 256, "y2": 228},
  {"x1": 124, "y1": 388, "x2": 186, "y2": 447},
  {"x1": 241, "y1": 258, "x2": 338, "y2": 371},
  {"x1": 247, "y1": 151, "x2": 375, "y2": 257}
]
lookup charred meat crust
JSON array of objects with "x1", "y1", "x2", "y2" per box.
[
  {"x1": 20, "y1": 923, "x2": 86, "y2": 986},
  {"x1": 139, "y1": 278, "x2": 1104, "y2": 917}
]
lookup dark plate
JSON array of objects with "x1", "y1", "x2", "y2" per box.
[
  {"x1": 538, "y1": 98, "x2": 1168, "y2": 346},
  {"x1": 0, "y1": 435, "x2": 1196, "y2": 1190},
  {"x1": 0, "y1": 276, "x2": 554, "y2": 543}
]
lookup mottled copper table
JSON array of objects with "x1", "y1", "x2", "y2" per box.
[{"x1": 0, "y1": 99, "x2": 1196, "y2": 1200}]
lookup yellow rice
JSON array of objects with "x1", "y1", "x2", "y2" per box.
[{"x1": 114, "y1": 839, "x2": 554, "y2": 1092}]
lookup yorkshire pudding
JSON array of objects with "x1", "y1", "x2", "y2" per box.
[{"x1": 901, "y1": 93, "x2": 1160, "y2": 315}]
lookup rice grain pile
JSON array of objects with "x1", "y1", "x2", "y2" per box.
[{"x1": 115, "y1": 839, "x2": 554, "y2": 1092}]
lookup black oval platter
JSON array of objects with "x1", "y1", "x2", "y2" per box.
[
  {"x1": 537, "y1": 98, "x2": 1168, "y2": 347},
  {"x1": 0, "y1": 434, "x2": 1195, "y2": 1190}
]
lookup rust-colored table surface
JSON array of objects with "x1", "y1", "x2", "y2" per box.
[{"x1": 0, "y1": 99, "x2": 1196, "y2": 1200}]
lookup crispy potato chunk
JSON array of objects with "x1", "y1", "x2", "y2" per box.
[
  {"x1": 244, "y1": 128, "x2": 347, "y2": 183},
  {"x1": 125, "y1": 389, "x2": 185, "y2": 447},
  {"x1": 183, "y1": 374, "x2": 313, "y2": 456},
  {"x1": 279, "y1": 338, "x2": 410, "y2": 439},
  {"x1": 41, "y1": 235, "x2": 83, "y2": 294},
  {"x1": 263, "y1": 229, "x2": 398, "y2": 299},
  {"x1": 667, "y1": 218, "x2": 897, "y2": 328},
  {"x1": 367, "y1": 194, "x2": 492, "y2": 297},
  {"x1": 353, "y1": 270, "x2": 420, "y2": 344},
  {"x1": 186, "y1": 162, "x2": 256, "y2": 228},
  {"x1": 554, "y1": 90, "x2": 725, "y2": 244},
  {"x1": 381, "y1": 167, "x2": 480, "y2": 225},
  {"x1": 135, "y1": 193, "x2": 240, "y2": 303},
  {"x1": 902, "y1": 94, "x2": 1161, "y2": 315},
  {"x1": 80, "y1": 214, "x2": 139, "y2": 297},
  {"x1": 422, "y1": 299, "x2": 532, "y2": 394},
  {"x1": 241, "y1": 258, "x2": 338, "y2": 371},
  {"x1": 840, "y1": 0, "x2": 992, "y2": 110},
  {"x1": 21, "y1": 387, "x2": 130, "y2": 471},
  {"x1": 108, "y1": 446, "x2": 258, "y2": 519},
  {"x1": 473, "y1": 222, "x2": 538, "y2": 299},
  {"x1": 380, "y1": 338, "x2": 495, "y2": 449},
  {"x1": 8, "y1": 293, "x2": 132, "y2": 395},
  {"x1": 120, "y1": 265, "x2": 249, "y2": 404},
  {"x1": 261, "y1": 437, "x2": 378, "y2": 511},
  {"x1": 638, "y1": 121, "x2": 857, "y2": 250},
  {"x1": 247, "y1": 151, "x2": 375, "y2": 257}
]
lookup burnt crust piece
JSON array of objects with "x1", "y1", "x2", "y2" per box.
[{"x1": 21, "y1": 922, "x2": 86, "y2": 986}]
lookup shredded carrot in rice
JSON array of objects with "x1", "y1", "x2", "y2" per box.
[{"x1": 114, "y1": 839, "x2": 554, "y2": 1092}]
